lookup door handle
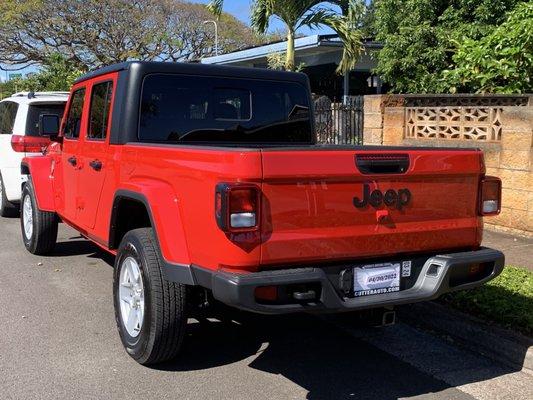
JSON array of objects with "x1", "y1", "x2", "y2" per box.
[
  {"x1": 89, "y1": 159, "x2": 102, "y2": 171},
  {"x1": 67, "y1": 156, "x2": 77, "y2": 167}
]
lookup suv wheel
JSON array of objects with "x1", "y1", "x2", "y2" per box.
[
  {"x1": 114, "y1": 228, "x2": 187, "y2": 365},
  {"x1": 21, "y1": 180, "x2": 58, "y2": 254},
  {"x1": 0, "y1": 173, "x2": 17, "y2": 217}
]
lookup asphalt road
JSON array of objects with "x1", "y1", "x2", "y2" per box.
[{"x1": 0, "y1": 217, "x2": 531, "y2": 400}]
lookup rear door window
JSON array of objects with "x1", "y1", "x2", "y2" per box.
[
  {"x1": 88, "y1": 81, "x2": 113, "y2": 140},
  {"x1": 25, "y1": 103, "x2": 66, "y2": 137},
  {"x1": 0, "y1": 101, "x2": 19, "y2": 135},
  {"x1": 63, "y1": 88, "x2": 86, "y2": 139},
  {"x1": 139, "y1": 74, "x2": 312, "y2": 145}
]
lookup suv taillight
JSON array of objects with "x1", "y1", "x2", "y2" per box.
[
  {"x1": 479, "y1": 176, "x2": 501, "y2": 216},
  {"x1": 215, "y1": 183, "x2": 260, "y2": 232},
  {"x1": 11, "y1": 135, "x2": 50, "y2": 153}
]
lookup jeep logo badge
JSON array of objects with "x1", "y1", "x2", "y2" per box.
[{"x1": 353, "y1": 183, "x2": 411, "y2": 210}]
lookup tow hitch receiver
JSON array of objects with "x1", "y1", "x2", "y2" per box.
[
  {"x1": 293, "y1": 290, "x2": 317, "y2": 301},
  {"x1": 381, "y1": 310, "x2": 396, "y2": 326},
  {"x1": 350, "y1": 308, "x2": 397, "y2": 327}
]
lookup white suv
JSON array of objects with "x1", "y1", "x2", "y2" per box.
[{"x1": 0, "y1": 91, "x2": 68, "y2": 216}]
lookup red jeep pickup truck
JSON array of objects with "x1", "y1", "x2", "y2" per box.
[{"x1": 19, "y1": 61, "x2": 504, "y2": 365}]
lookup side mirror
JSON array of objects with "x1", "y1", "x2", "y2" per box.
[{"x1": 39, "y1": 114, "x2": 61, "y2": 140}]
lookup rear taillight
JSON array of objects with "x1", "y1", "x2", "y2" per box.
[
  {"x1": 11, "y1": 135, "x2": 50, "y2": 153},
  {"x1": 215, "y1": 183, "x2": 260, "y2": 232},
  {"x1": 479, "y1": 176, "x2": 501, "y2": 216}
]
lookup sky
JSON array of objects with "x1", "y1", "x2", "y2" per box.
[
  {"x1": 190, "y1": 0, "x2": 335, "y2": 34},
  {"x1": 1, "y1": 0, "x2": 334, "y2": 81}
]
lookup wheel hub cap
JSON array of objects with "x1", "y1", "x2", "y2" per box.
[
  {"x1": 23, "y1": 195, "x2": 33, "y2": 239},
  {"x1": 119, "y1": 257, "x2": 145, "y2": 337}
]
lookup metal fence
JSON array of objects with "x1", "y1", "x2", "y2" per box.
[{"x1": 314, "y1": 96, "x2": 364, "y2": 145}]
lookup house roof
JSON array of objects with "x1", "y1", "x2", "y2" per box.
[{"x1": 201, "y1": 34, "x2": 382, "y2": 65}]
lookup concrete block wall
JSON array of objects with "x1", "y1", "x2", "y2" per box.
[
  {"x1": 486, "y1": 108, "x2": 533, "y2": 236},
  {"x1": 363, "y1": 95, "x2": 533, "y2": 237}
]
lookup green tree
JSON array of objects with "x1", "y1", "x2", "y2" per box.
[
  {"x1": 0, "y1": 0, "x2": 263, "y2": 71},
  {"x1": 373, "y1": 0, "x2": 521, "y2": 93},
  {"x1": 208, "y1": 0, "x2": 365, "y2": 73},
  {"x1": 0, "y1": 54, "x2": 83, "y2": 98},
  {"x1": 443, "y1": 2, "x2": 533, "y2": 93},
  {"x1": 24, "y1": 54, "x2": 84, "y2": 91}
]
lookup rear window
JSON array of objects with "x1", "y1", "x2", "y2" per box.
[
  {"x1": 25, "y1": 103, "x2": 66, "y2": 137},
  {"x1": 139, "y1": 74, "x2": 312, "y2": 145}
]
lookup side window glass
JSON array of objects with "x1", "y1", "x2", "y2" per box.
[
  {"x1": 0, "y1": 103, "x2": 8, "y2": 134},
  {"x1": 63, "y1": 88, "x2": 86, "y2": 139},
  {"x1": 0, "y1": 101, "x2": 19, "y2": 135},
  {"x1": 88, "y1": 81, "x2": 113, "y2": 140}
]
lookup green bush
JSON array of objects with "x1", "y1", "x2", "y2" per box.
[
  {"x1": 443, "y1": 266, "x2": 533, "y2": 336},
  {"x1": 373, "y1": 0, "x2": 528, "y2": 93},
  {"x1": 443, "y1": 2, "x2": 533, "y2": 93}
]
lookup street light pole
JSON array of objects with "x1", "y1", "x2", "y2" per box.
[{"x1": 203, "y1": 20, "x2": 219, "y2": 56}]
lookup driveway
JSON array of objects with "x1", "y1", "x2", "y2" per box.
[
  {"x1": 0, "y1": 217, "x2": 531, "y2": 400},
  {"x1": 483, "y1": 230, "x2": 533, "y2": 271}
]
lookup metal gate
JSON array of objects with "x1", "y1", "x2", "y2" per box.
[{"x1": 314, "y1": 96, "x2": 364, "y2": 145}]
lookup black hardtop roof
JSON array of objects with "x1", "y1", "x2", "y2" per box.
[{"x1": 74, "y1": 61, "x2": 309, "y2": 85}]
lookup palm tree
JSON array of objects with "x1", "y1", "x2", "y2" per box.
[{"x1": 207, "y1": 0, "x2": 364, "y2": 73}]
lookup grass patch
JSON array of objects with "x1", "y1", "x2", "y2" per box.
[{"x1": 441, "y1": 266, "x2": 533, "y2": 337}]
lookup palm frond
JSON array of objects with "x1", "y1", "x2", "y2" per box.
[
  {"x1": 314, "y1": 1, "x2": 365, "y2": 74},
  {"x1": 297, "y1": 8, "x2": 333, "y2": 30},
  {"x1": 207, "y1": 0, "x2": 224, "y2": 17},
  {"x1": 251, "y1": 0, "x2": 276, "y2": 34},
  {"x1": 295, "y1": 1, "x2": 365, "y2": 73}
]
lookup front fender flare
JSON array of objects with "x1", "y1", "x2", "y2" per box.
[{"x1": 21, "y1": 157, "x2": 55, "y2": 212}]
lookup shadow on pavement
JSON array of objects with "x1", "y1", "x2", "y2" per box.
[
  {"x1": 50, "y1": 237, "x2": 115, "y2": 266},
  {"x1": 155, "y1": 312, "x2": 519, "y2": 400}
]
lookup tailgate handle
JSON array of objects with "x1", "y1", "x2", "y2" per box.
[{"x1": 355, "y1": 154, "x2": 409, "y2": 174}]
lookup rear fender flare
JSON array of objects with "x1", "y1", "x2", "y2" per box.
[{"x1": 110, "y1": 186, "x2": 195, "y2": 285}]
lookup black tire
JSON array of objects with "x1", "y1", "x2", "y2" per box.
[
  {"x1": 0, "y1": 173, "x2": 18, "y2": 218},
  {"x1": 113, "y1": 228, "x2": 187, "y2": 365},
  {"x1": 20, "y1": 180, "x2": 58, "y2": 255}
]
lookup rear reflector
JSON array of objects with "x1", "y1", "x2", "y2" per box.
[
  {"x1": 11, "y1": 135, "x2": 50, "y2": 153},
  {"x1": 479, "y1": 176, "x2": 501, "y2": 216},
  {"x1": 255, "y1": 286, "x2": 278, "y2": 302}
]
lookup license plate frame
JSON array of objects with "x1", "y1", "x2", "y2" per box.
[{"x1": 353, "y1": 262, "x2": 401, "y2": 297}]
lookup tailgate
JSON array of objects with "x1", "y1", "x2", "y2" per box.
[{"x1": 260, "y1": 148, "x2": 484, "y2": 266}]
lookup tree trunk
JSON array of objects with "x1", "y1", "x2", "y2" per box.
[{"x1": 285, "y1": 29, "x2": 295, "y2": 71}]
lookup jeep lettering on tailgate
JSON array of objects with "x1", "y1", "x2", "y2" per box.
[{"x1": 353, "y1": 183, "x2": 412, "y2": 210}]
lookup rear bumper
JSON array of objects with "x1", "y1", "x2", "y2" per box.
[{"x1": 190, "y1": 247, "x2": 504, "y2": 314}]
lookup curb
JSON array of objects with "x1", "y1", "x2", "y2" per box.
[{"x1": 399, "y1": 301, "x2": 533, "y2": 374}]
